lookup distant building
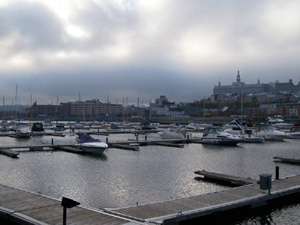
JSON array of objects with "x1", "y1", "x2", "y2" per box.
[
  {"x1": 213, "y1": 70, "x2": 271, "y2": 98},
  {"x1": 213, "y1": 70, "x2": 300, "y2": 103},
  {"x1": 60, "y1": 99, "x2": 123, "y2": 119},
  {"x1": 275, "y1": 79, "x2": 300, "y2": 94},
  {"x1": 150, "y1": 96, "x2": 185, "y2": 117}
]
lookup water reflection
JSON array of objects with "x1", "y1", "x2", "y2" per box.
[{"x1": 79, "y1": 153, "x2": 107, "y2": 161}]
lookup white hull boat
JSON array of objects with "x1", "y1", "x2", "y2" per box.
[
  {"x1": 201, "y1": 127, "x2": 241, "y2": 145},
  {"x1": 253, "y1": 124, "x2": 289, "y2": 141},
  {"x1": 15, "y1": 123, "x2": 31, "y2": 138},
  {"x1": 267, "y1": 117, "x2": 294, "y2": 130},
  {"x1": 75, "y1": 134, "x2": 108, "y2": 154},
  {"x1": 225, "y1": 123, "x2": 264, "y2": 143},
  {"x1": 287, "y1": 126, "x2": 300, "y2": 139},
  {"x1": 157, "y1": 126, "x2": 192, "y2": 139}
]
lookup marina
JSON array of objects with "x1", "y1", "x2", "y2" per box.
[{"x1": 0, "y1": 124, "x2": 300, "y2": 224}]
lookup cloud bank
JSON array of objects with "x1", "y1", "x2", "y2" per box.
[{"x1": 0, "y1": 0, "x2": 299, "y2": 105}]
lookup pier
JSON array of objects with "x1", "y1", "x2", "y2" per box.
[
  {"x1": 0, "y1": 138, "x2": 200, "y2": 157},
  {"x1": 1, "y1": 174, "x2": 300, "y2": 224}
]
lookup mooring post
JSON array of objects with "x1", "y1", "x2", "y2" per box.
[
  {"x1": 145, "y1": 135, "x2": 147, "y2": 141},
  {"x1": 52, "y1": 138, "x2": 53, "y2": 144},
  {"x1": 276, "y1": 166, "x2": 279, "y2": 179},
  {"x1": 106, "y1": 137, "x2": 108, "y2": 144}
]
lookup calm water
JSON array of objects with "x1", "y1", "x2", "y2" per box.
[{"x1": 0, "y1": 128, "x2": 300, "y2": 224}]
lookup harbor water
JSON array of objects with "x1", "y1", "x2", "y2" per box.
[{"x1": 0, "y1": 128, "x2": 300, "y2": 224}]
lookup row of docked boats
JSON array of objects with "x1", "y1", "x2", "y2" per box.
[{"x1": 157, "y1": 120, "x2": 300, "y2": 146}]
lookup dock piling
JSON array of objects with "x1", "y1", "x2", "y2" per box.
[{"x1": 276, "y1": 166, "x2": 279, "y2": 179}]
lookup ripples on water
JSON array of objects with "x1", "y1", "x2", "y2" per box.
[{"x1": 0, "y1": 129, "x2": 300, "y2": 224}]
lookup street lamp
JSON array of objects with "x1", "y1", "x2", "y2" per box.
[{"x1": 61, "y1": 197, "x2": 80, "y2": 225}]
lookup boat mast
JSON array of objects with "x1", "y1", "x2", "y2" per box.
[
  {"x1": 29, "y1": 94, "x2": 32, "y2": 125},
  {"x1": 204, "y1": 96, "x2": 205, "y2": 121},
  {"x1": 241, "y1": 83, "x2": 244, "y2": 125},
  {"x1": 2, "y1": 96, "x2": 5, "y2": 120}
]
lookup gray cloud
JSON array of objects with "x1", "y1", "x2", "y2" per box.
[{"x1": 0, "y1": 0, "x2": 299, "y2": 106}]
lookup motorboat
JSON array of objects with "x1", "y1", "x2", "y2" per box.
[
  {"x1": 75, "y1": 134, "x2": 108, "y2": 154},
  {"x1": 31, "y1": 122, "x2": 46, "y2": 135},
  {"x1": 42, "y1": 120, "x2": 52, "y2": 128},
  {"x1": 224, "y1": 121, "x2": 264, "y2": 143},
  {"x1": 51, "y1": 122, "x2": 65, "y2": 131},
  {"x1": 105, "y1": 124, "x2": 120, "y2": 131},
  {"x1": 186, "y1": 122, "x2": 211, "y2": 131},
  {"x1": 267, "y1": 117, "x2": 294, "y2": 130},
  {"x1": 287, "y1": 125, "x2": 300, "y2": 139},
  {"x1": 157, "y1": 126, "x2": 192, "y2": 139},
  {"x1": 15, "y1": 123, "x2": 31, "y2": 138},
  {"x1": 200, "y1": 127, "x2": 241, "y2": 145},
  {"x1": 135, "y1": 121, "x2": 158, "y2": 130},
  {"x1": 73, "y1": 121, "x2": 85, "y2": 129},
  {"x1": 253, "y1": 124, "x2": 289, "y2": 141}
]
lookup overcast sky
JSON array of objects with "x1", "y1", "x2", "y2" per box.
[{"x1": 1, "y1": 0, "x2": 300, "y2": 106}]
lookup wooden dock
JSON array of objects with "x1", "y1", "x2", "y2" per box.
[
  {"x1": 194, "y1": 170, "x2": 258, "y2": 186},
  {"x1": 105, "y1": 174, "x2": 300, "y2": 224},
  {"x1": 0, "y1": 184, "x2": 138, "y2": 225},
  {"x1": 1, "y1": 174, "x2": 300, "y2": 224},
  {"x1": 273, "y1": 156, "x2": 300, "y2": 164}
]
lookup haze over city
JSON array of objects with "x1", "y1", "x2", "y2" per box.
[{"x1": 0, "y1": 0, "x2": 299, "y2": 106}]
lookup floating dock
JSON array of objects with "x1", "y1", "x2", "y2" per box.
[
  {"x1": 106, "y1": 174, "x2": 300, "y2": 224},
  {"x1": 194, "y1": 170, "x2": 258, "y2": 186},
  {"x1": 0, "y1": 138, "x2": 199, "y2": 157},
  {"x1": 0, "y1": 184, "x2": 138, "y2": 225},
  {"x1": 273, "y1": 156, "x2": 300, "y2": 164},
  {"x1": 1, "y1": 174, "x2": 300, "y2": 224}
]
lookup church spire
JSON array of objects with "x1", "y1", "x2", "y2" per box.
[{"x1": 237, "y1": 70, "x2": 241, "y2": 83}]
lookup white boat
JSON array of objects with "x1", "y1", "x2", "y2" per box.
[
  {"x1": 224, "y1": 121, "x2": 264, "y2": 143},
  {"x1": 287, "y1": 126, "x2": 300, "y2": 139},
  {"x1": 75, "y1": 134, "x2": 108, "y2": 154},
  {"x1": 42, "y1": 120, "x2": 52, "y2": 127},
  {"x1": 200, "y1": 127, "x2": 241, "y2": 145},
  {"x1": 157, "y1": 126, "x2": 192, "y2": 139},
  {"x1": 51, "y1": 122, "x2": 65, "y2": 131},
  {"x1": 253, "y1": 124, "x2": 289, "y2": 141},
  {"x1": 267, "y1": 117, "x2": 294, "y2": 130},
  {"x1": 73, "y1": 121, "x2": 85, "y2": 129},
  {"x1": 186, "y1": 122, "x2": 211, "y2": 131},
  {"x1": 135, "y1": 121, "x2": 158, "y2": 130},
  {"x1": 15, "y1": 123, "x2": 31, "y2": 138}
]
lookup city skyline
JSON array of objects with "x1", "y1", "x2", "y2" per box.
[{"x1": 1, "y1": 1, "x2": 300, "y2": 105}]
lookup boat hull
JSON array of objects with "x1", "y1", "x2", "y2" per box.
[
  {"x1": 200, "y1": 138, "x2": 240, "y2": 146},
  {"x1": 75, "y1": 142, "x2": 108, "y2": 154}
]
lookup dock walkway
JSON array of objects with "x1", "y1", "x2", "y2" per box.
[
  {"x1": 1, "y1": 175, "x2": 300, "y2": 224},
  {"x1": 105, "y1": 175, "x2": 300, "y2": 224},
  {"x1": 0, "y1": 184, "x2": 139, "y2": 225}
]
